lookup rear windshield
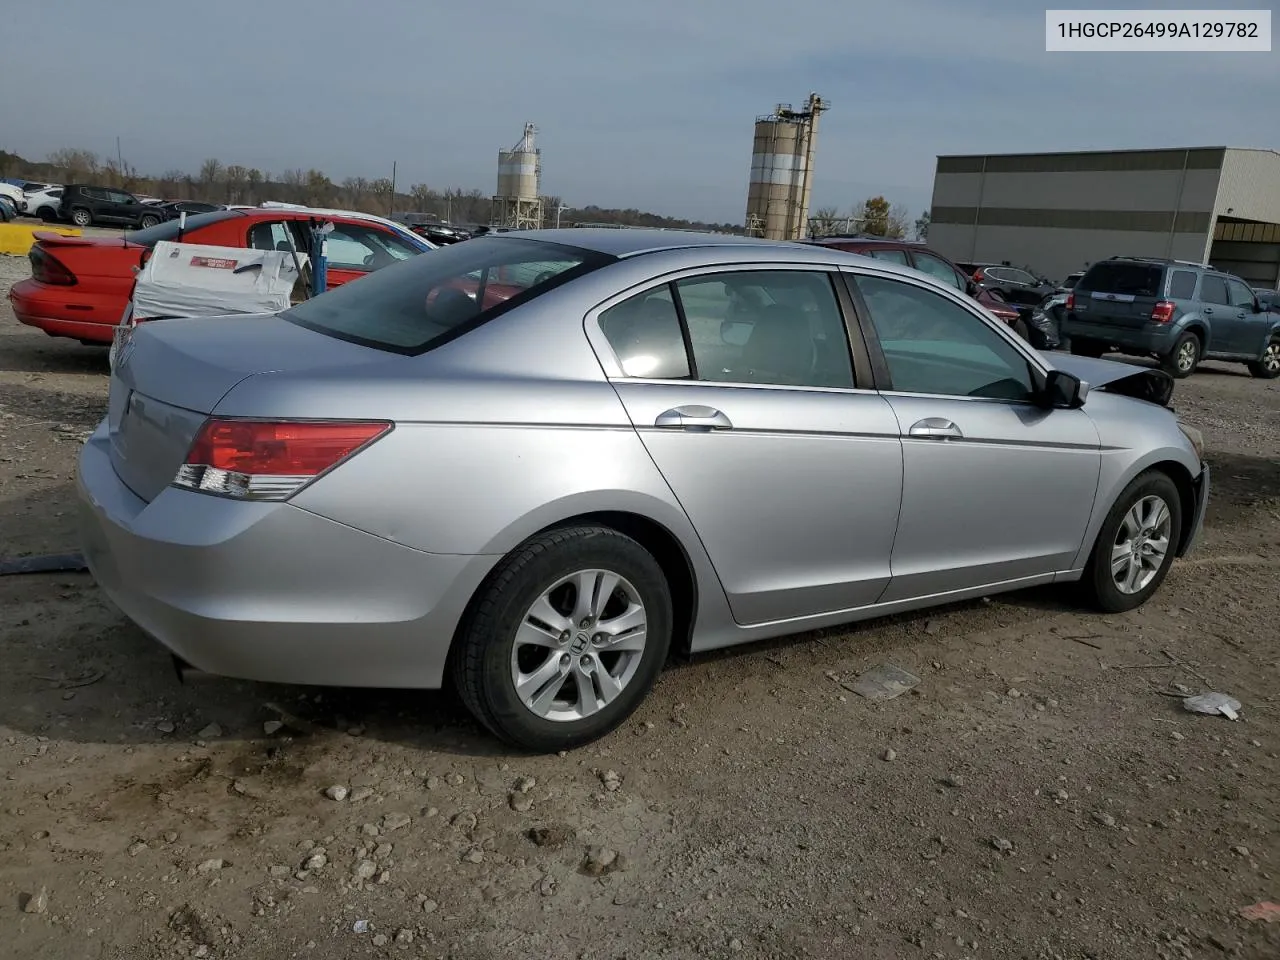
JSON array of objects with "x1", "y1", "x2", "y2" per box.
[
  {"x1": 126, "y1": 209, "x2": 244, "y2": 247},
  {"x1": 282, "y1": 236, "x2": 613, "y2": 354},
  {"x1": 1079, "y1": 261, "x2": 1163, "y2": 297}
]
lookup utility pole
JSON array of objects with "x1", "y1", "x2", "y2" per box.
[
  {"x1": 389, "y1": 161, "x2": 397, "y2": 217},
  {"x1": 555, "y1": 203, "x2": 568, "y2": 229}
]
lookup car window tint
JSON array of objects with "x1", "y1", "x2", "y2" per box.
[
  {"x1": 599, "y1": 286, "x2": 690, "y2": 380},
  {"x1": 854, "y1": 275, "x2": 1034, "y2": 401},
  {"x1": 912, "y1": 252, "x2": 963, "y2": 289},
  {"x1": 869, "y1": 249, "x2": 909, "y2": 265},
  {"x1": 109, "y1": 191, "x2": 134, "y2": 204},
  {"x1": 1199, "y1": 275, "x2": 1229, "y2": 305},
  {"x1": 1005, "y1": 268, "x2": 1037, "y2": 284},
  {"x1": 323, "y1": 223, "x2": 421, "y2": 271},
  {"x1": 674, "y1": 271, "x2": 854, "y2": 389},
  {"x1": 1080, "y1": 262, "x2": 1161, "y2": 296},
  {"x1": 283, "y1": 236, "x2": 607, "y2": 354},
  {"x1": 1225, "y1": 278, "x2": 1255, "y2": 309},
  {"x1": 1168, "y1": 270, "x2": 1197, "y2": 299}
]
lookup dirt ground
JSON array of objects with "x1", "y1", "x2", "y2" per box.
[{"x1": 1, "y1": 253, "x2": 1277, "y2": 960}]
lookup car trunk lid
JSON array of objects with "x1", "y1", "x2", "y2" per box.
[{"x1": 108, "y1": 313, "x2": 392, "y2": 502}]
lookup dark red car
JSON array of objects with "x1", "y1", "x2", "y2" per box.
[
  {"x1": 9, "y1": 207, "x2": 433, "y2": 345},
  {"x1": 805, "y1": 236, "x2": 1027, "y2": 336}
]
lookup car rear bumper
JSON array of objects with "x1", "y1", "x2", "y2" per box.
[
  {"x1": 77, "y1": 423, "x2": 495, "y2": 689},
  {"x1": 1061, "y1": 317, "x2": 1178, "y2": 354},
  {"x1": 9, "y1": 280, "x2": 121, "y2": 343},
  {"x1": 1178, "y1": 462, "x2": 1210, "y2": 558}
]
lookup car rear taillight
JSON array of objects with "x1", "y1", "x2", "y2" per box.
[
  {"x1": 1151, "y1": 300, "x2": 1175, "y2": 323},
  {"x1": 28, "y1": 247, "x2": 76, "y2": 286},
  {"x1": 973, "y1": 268, "x2": 985, "y2": 282},
  {"x1": 1065, "y1": 292, "x2": 1075, "y2": 311},
  {"x1": 174, "y1": 419, "x2": 392, "y2": 500}
]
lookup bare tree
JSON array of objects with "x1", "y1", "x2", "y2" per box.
[
  {"x1": 807, "y1": 206, "x2": 842, "y2": 238},
  {"x1": 223, "y1": 165, "x2": 249, "y2": 203},
  {"x1": 244, "y1": 168, "x2": 263, "y2": 205},
  {"x1": 369, "y1": 178, "x2": 394, "y2": 215},
  {"x1": 304, "y1": 169, "x2": 335, "y2": 207},
  {"x1": 47, "y1": 148, "x2": 100, "y2": 182},
  {"x1": 198, "y1": 158, "x2": 223, "y2": 192},
  {"x1": 885, "y1": 203, "x2": 910, "y2": 239},
  {"x1": 913, "y1": 210, "x2": 931, "y2": 241}
]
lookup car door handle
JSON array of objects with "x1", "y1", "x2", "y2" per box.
[
  {"x1": 908, "y1": 417, "x2": 963, "y2": 440},
  {"x1": 654, "y1": 405, "x2": 733, "y2": 431}
]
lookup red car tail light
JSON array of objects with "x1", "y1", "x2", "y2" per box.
[
  {"x1": 174, "y1": 419, "x2": 392, "y2": 500},
  {"x1": 1066, "y1": 292, "x2": 1075, "y2": 311},
  {"x1": 28, "y1": 247, "x2": 77, "y2": 286},
  {"x1": 972, "y1": 268, "x2": 985, "y2": 282},
  {"x1": 1151, "y1": 300, "x2": 1175, "y2": 323}
]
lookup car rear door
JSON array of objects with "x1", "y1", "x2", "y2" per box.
[
  {"x1": 590, "y1": 265, "x2": 905, "y2": 626},
  {"x1": 844, "y1": 268, "x2": 1100, "y2": 601}
]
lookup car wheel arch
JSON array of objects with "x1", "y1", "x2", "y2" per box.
[
  {"x1": 1183, "y1": 323, "x2": 1207, "y2": 347},
  {"x1": 446, "y1": 508, "x2": 701, "y2": 677}
]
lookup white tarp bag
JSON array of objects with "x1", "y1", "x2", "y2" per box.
[{"x1": 129, "y1": 240, "x2": 308, "y2": 321}]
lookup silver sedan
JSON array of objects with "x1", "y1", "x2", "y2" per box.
[{"x1": 78, "y1": 230, "x2": 1209, "y2": 751}]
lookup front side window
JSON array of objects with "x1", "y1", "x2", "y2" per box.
[
  {"x1": 1225, "y1": 277, "x2": 1256, "y2": 309},
  {"x1": 284, "y1": 236, "x2": 608, "y2": 354},
  {"x1": 109, "y1": 191, "x2": 136, "y2": 204},
  {"x1": 912, "y1": 251, "x2": 964, "y2": 290},
  {"x1": 854, "y1": 275, "x2": 1035, "y2": 401},
  {"x1": 675, "y1": 271, "x2": 854, "y2": 388},
  {"x1": 1199, "y1": 275, "x2": 1229, "y2": 305},
  {"x1": 323, "y1": 222, "x2": 423, "y2": 271}
]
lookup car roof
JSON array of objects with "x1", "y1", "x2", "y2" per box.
[{"x1": 498, "y1": 227, "x2": 804, "y2": 258}]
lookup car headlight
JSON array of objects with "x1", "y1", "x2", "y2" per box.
[{"x1": 1177, "y1": 422, "x2": 1204, "y2": 461}]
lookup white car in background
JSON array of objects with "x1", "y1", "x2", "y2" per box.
[
  {"x1": 20, "y1": 186, "x2": 64, "y2": 221},
  {"x1": 0, "y1": 182, "x2": 24, "y2": 209}
]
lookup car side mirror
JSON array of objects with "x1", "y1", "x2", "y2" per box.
[{"x1": 1040, "y1": 369, "x2": 1087, "y2": 409}]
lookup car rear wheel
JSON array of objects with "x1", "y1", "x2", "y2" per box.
[
  {"x1": 1069, "y1": 339, "x2": 1105, "y2": 358},
  {"x1": 1012, "y1": 318, "x2": 1031, "y2": 343},
  {"x1": 1079, "y1": 470, "x2": 1182, "y2": 614},
  {"x1": 1247, "y1": 337, "x2": 1280, "y2": 379},
  {"x1": 1162, "y1": 331, "x2": 1200, "y2": 378},
  {"x1": 452, "y1": 525, "x2": 673, "y2": 752},
  {"x1": 139, "y1": 214, "x2": 160, "y2": 229},
  {"x1": 70, "y1": 208, "x2": 92, "y2": 227}
]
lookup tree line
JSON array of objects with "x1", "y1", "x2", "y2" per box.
[
  {"x1": 809, "y1": 196, "x2": 930, "y2": 241},
  {"x1": 0, "y1": 147, "x2": 743, "y2": 233}
]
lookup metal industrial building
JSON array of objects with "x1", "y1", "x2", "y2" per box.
[{"x1": 928, "y1": 147, "x2": 1280, "y2": 288}]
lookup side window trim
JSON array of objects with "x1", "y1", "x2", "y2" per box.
[
  {"x1": 837, "y1": 265, "x2": 1050, "y2": 401},
  {"x1": 584, "y1": 264, "x2": 872, "y2": 392}
]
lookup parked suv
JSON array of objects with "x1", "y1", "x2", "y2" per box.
[
  {"x1": 58, "y1": 184, "x2": 164, "y2": 229},
  {"x1": 957, "y1": 262, "x2": 1056, "y2": 307},
  {"x1": 1062, "y1": 257, "x2": 1280, "y2": 379},
  {"x1": 806, "y1": 236, "x2": 1033, "y2": 338}
]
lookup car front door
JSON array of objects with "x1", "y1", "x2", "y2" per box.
[
  {"x1": 591, "y1": 267, "x2": 905, "y2": 626},
  {"x1": 1223, "y1": 277, "x2": 1267, "y2": 356},
  {"x1": 844, "y1": 269, "x2": 1101, "y2": 602}
]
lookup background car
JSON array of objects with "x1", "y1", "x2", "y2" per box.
[
  {"x1": 1058, "y1": 271, "x2": 1085, "y2": 293},
  {"x1": 1253, "y1": 288, "x2": 1278, "y2": 313},
  {"x1": 9, "y1": 205, "x2": 434, "y2": 344},
  {"x1": 57, "y1": 184, "x2": 165, "y2": 228},
  {"x1": 0, "y1": 195, "x2": 16, "y2": 222},
  {"x1": 19, "y1": 186, "x2": 64, "y2": 221},
  {"x1": 156, "y1": 199, "x2": 227, "y2": 219},
  {"x1": 958, "y1": 262, "x2": 1056, "y2": 307},
  {"x1": 78, "y1": 230, "x2": 1208, "y2": 752},
  {"x1": 1063, "y1": 257, "x2": 1279, "y2": 379},
  {"x1": 408, "y1": 221, "x2": 472, "y2": 244},
  {"x1": 805, "y1": 236, "x2": 1030, "y2": 336}
]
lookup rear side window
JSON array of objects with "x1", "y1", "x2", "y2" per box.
[
  {"x1": 1168, "y1": 270, "x2": 1197, "y2": 299},
  {"x1": 869, "y1": 249, "x2": 909, "y2": 265},
  {"x1": 599, "y1": 286, "x2": 690, "y2": 380},
  {"x1": 1199, "y1": 276, "x2": 1229, "y2": 305},
  {"x1": 912, "y1": 251, "x2": 964, "y2": 290},
  {"x1": 283, "y1": 236, "x2": 610, "y2": 354},
  {"x1": 1080, "y1": 262, "x2": 1162, "y2": 297}
]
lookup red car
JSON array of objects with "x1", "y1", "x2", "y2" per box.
[
  {"x1": 805, "y1": 236, "x2": 1027, "y2": 334},
  {"x1": 9, "y1": 207, "x2": 434, "y2": 345}
]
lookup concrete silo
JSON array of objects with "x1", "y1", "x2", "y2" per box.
[
  {"x1": 492, "y1": 123, "x2": 544, "y2": 230},
  {"x1": 744, "y1": 94, "x2": 827, "y2": 240}
]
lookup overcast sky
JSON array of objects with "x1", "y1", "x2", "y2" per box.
[{"x1": 3, "y1": 0, "x2": 1276, "y2": 222}]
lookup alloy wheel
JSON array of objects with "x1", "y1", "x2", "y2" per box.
[
  {"x1": 1176, "y1": 341, "x2": 1197, "y2": 372},
  {"x1": 1111, "y1": 495, "x2": 1172, "y2": 594},
  {"x1": 510, "y1": 569, "x2": 648, "y2": 722},
  {"x1": 1263, "y1": 342, "x2": 1280, "y2": 374}
]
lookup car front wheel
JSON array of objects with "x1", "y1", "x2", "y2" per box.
[
  {"x1": 139, "y1": 214, "x2": 160, "y2": 229},
  {"x1": 1247, "y1": 337, "x2": 1280, "y2": 379},
  {"x1": 70, "y1": 208, "x2": 92, "y2": 227},
  {"x1": 1080, "y1": 470, "x2": 1183, "y2": 614},
  {"x1": 452, "y1": 525, "x2": 673, "y2": 752}
]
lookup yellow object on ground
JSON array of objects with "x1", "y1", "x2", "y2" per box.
[{"x1": 0, "y1": 224, "x2": 81, "y2": 256}]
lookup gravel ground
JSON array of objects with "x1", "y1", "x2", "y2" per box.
[{"x1": 1, "y1": 253, "x2": 1277, "y2": 960}]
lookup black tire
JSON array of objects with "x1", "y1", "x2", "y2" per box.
[
  {"x1": 37, "y1": 207, "x2": 56, "y2": 222},
  {"x1": 1246, "y1": 336, "x2": 1280, "y2": 379},
  {"x1": 1012, "y1": 318, "x2": 1031, "y2": 343},
  {"x1": 1070, "y1": 339, "x2": 1105, "y2": 358},
  {"x1": 70, "y1": 208, "x2": 92, "y2": 227},
  {"x1": 451, "y1": 525, "x2": 673, "y2": 752},
  {"x1": 1162, "y1": 331, "x2": 1200, "y2": 378},
  {"x1": 139, "y1": 214, "x2": 160, "y2": 229},
  {"x1": 1079, "y1": 470, "x2": 1183, "y2": 614}
]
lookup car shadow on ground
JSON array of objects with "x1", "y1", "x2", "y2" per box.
[
  {"x1": 0, "y1": 336, "x2": 109, "y2": 377},
  {"x1": 1, "y1": 451, "x2": 1276, "y2": 757}
]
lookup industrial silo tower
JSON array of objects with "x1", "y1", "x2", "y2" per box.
[
  {"x1": 744, "y1": 93, "x2": 827, "y2": 240},
  {"x1": 492, "y1": 122, "x2": 544, "y2": 230}
]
